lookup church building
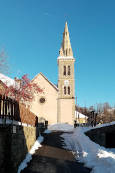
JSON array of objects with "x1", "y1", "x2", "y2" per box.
[{"x1": 30, "y1": 22, "x2": 76, "y2": 125}]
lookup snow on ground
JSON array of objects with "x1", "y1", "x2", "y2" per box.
[
  {"x1": 48, "y1": 123, "x2": 74, "y2": 132},
  {"x1": 44, "y1": 129, "x2": 51, "y2": 134},
  {"x1": 108, "y1": 148, "x2": 115, "y2": 154},
  {"x1": 49, "y1": 123, "x2": 115, "y2": 173},
  {"x1": 17, "y1": 136, "x2": 44, "y2": 173},
  {"x1": 61, "y1": 126, "x2": 115, "y2": 173}
]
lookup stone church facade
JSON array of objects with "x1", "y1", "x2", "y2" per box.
[{"x1": 30, "y1": 22, "x2": 75, "y2": 125}]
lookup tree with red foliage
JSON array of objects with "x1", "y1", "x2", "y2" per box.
[{"x1": 4, "y1": 74, "x2": 42, "y2": 102}]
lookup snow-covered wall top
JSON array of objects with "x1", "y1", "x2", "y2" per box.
[{"x1": 91, "y1": 121, "x2": 115, "y2": 130}]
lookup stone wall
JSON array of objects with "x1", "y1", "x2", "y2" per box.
[
  {"x1": 0, "y1": 125, "x2": 10, "y2": 173},
  {"x1": 85, "y1": 124, "x2": 115, "y2": 147},
  {"x1": 85, "y1": 129, "x2": 106, "y2": 146},
  {"x1": 0, "y1": 124, "x2": 38, "y2": 173}
]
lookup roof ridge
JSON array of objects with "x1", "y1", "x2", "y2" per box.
[{"x1": 32, "y1": 72, "x2": 58, "y2": 91}]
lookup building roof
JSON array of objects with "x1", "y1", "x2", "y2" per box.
[
  {"x1": 32, "y1": 72, "x2": 58, "y2": 91},
  {"x1": 0, "y1": 73, "x2": 15, "y2": 87},
  {"x1": 75, "y1": 111, "x2": 88, "y2": 119}
]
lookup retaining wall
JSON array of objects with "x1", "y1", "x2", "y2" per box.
[
  {"x1": 0, "y1": 124, "x2": 38, "y2": 173},
  {"x1": 85, "y1": 124, "x2": 115, "y2": 147}
]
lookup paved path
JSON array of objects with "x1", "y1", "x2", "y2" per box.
[{"x1": 21, "y1": 131, "x2": 91, "y2": 173}]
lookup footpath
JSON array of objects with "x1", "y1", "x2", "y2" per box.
[{"x1": 21, "y1": 131, "x2": 91, "y2": 173}]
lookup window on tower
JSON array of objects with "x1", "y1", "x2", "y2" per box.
[
  {"x1": 68, "y1": 86, "x2": 70, "y2": 95},
  {"x1": 68, "y1": 66, "x2": 70, "y2": 75},
  {"x1": 63, "y1": 66, "x2": 66, "y2": 76},
  {"x1": 64, "y1": 86, "x2": 66, "y2": 95}
]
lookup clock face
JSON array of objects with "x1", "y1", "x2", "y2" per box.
[{"x1": 64, "y1": 80, "x2": 69, "y2": 86}]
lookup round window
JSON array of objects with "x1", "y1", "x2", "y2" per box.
[{"x1": 39, "y1": 97, "x2": 46, "y2": 104}]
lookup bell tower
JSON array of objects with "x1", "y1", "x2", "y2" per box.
[{"x1": 57, "y1": 22, "x2": 75, "y2": 124}]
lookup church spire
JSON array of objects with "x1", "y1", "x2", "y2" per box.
[{"x1": 59, "y1": 22, "x2": 73, "y2": 57}]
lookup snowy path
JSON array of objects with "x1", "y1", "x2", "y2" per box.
[
  {"x1": 49, "y1": 123, "x2": 115, "y2": 173},
  {"x1": 21, "y1": 131, "x2": 91, "y2": 173},
  {"x1": 18, "y1": 123, "x2": 115, "y2": 173},
  {"x1": 61, "y1": 127, "x2": 115, "y2": 173}
]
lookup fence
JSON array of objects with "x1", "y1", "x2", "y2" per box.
[{"x1": 0, "y1": 95, "x2": 38, "y2": 126}]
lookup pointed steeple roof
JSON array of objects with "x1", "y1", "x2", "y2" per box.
[{"x1": 59, "y1": 22, "x2": 73, "y2": 57}]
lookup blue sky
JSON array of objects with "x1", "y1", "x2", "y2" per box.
[{"x1": 0, "y1": 0, "x2": 115, "y2": 107}]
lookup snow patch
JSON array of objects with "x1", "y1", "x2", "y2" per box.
[
  {"x1": 48, "y1": 123, "x2": 74, "y2": 132},
  {"x1": 0, "y1": 73, "x2": 15, "y2": 87},
  {"x1": 44, "y1": 129, "x2": 51, "y2": 134},
  {"x1": 17, "y1": 136, "x2": 44, "y2": 173},
  {"x1": 62, "y1": 127, "x2": 115, "y2": 173}
]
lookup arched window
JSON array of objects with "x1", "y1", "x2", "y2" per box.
[
  {"x1": 68, "y1": 66, "x2": 70, "y2": 75},
  {"x1": 68, "y1": 86, "x2": 70, "y2": 95},
  {"x1": 63, "y1": 66, "x2": 66, "y2": 76},
  {"x1": 64, "y1": 86, "x2": 66, "y2": 95}
]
